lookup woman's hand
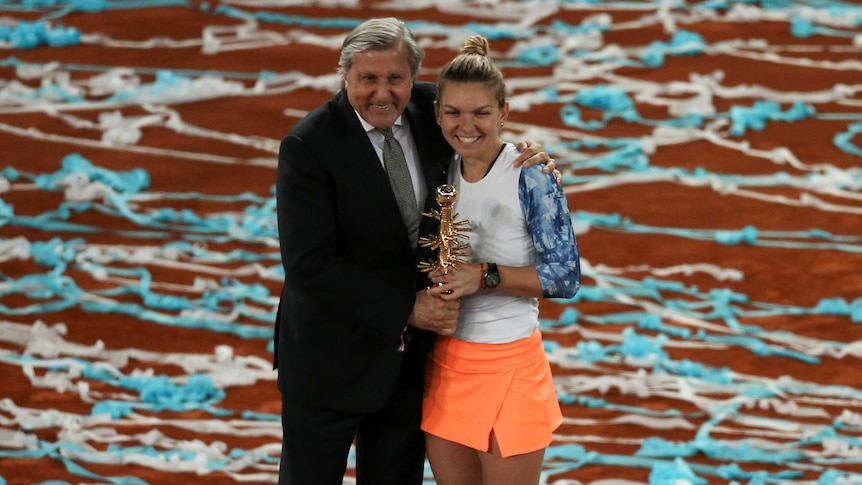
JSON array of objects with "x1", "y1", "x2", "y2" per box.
[{"x1": 426, "y1": 263, "x2": 484, "y2": 301}]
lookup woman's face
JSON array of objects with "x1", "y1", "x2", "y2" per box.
[{"x1": 436, "y1": 82, "x2": 508, "y2": 164}]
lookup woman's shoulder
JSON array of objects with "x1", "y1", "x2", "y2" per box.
[{"x1": 520, "y1": 158, "x2": 556, "y2": 188}]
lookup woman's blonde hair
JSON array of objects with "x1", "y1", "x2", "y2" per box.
[{"x1": 437, "y1": 35, "x2": 506, "y2": 108}]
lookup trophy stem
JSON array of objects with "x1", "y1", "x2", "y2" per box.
[{"x1": 418, "y1": 184, "x2": 470, "y2": 274}]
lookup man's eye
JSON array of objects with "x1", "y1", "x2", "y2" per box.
[
  {"x1": 388, "y1": 76, "x2": 405, "y2": 85},
  {"x1": 360, "y1": 76, "x2": 377, "y2": 85}
]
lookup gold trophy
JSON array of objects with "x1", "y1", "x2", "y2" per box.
[{"x1": 418, "y1": 184, "x2": 471, "y2": 275}]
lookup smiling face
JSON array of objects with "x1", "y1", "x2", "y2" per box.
[
  {"x1": 436, "y1": 82, "x2": 509, "y2": 165},
  {"x1": 343, "y1": 43, "x2": 413, "y2": 129}
]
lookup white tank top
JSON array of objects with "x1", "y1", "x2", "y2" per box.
[{"x1": 448, "y1": 143, "x2": 540, "y2": 344}]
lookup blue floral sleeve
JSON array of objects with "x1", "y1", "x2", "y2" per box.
[{"x1": 519, "y1": 165, "x2": 581, "y2": 299}]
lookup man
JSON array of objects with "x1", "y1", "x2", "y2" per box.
[{"x1": 274, "y1": 17, "x2": 555, "y2": 485}]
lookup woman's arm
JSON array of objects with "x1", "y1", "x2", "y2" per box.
[
  {"x1": 519, "y1": 165, "x2": 581, "y2": 299},
  {"x1": 427, "y1": 166, "x2": 580, "y2": 300}
]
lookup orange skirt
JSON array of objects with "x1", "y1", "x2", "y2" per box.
[{"x1": 421, "y1": 329, "x2": 562, "y2": 458}]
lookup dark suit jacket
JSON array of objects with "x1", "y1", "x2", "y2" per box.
[{"x1": 274, "y1": 82, "x2": 451, "y2": 413}]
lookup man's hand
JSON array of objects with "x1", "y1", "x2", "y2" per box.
[
  {"x1": 514, "y1": 140, "x2": 562, "y2": 185},
  {"x1": 408, "y1": 289, "x2": 459, "y2": 336}
]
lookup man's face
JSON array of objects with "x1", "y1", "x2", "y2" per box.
[{"x1": 344, "y1": 44, "x2": 413, "y2": 129}]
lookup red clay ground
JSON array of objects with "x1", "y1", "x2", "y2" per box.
[{"x1": 1, "y1": 2, "x2": 862, "y2": 484}]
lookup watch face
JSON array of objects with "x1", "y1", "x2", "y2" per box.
[{"x1": 484, "y1": 272, "x2": 500, "y2": 288}]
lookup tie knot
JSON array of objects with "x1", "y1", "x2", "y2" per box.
[{"x1": 377, "y1": 127, "x2": 395, "y2": 140}]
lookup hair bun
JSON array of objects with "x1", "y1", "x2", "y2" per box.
[{"x1": 460, "y1": 34, "x2": 490, "y2": 56}]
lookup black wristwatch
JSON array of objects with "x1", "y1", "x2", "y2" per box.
[{"x1": 483, "y1": 262, "x2": 500, "y2": 289}]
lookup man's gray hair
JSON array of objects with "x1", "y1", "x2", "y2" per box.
[{"x1": 338, "y1": 17, "x2": 425, "y2": 87}]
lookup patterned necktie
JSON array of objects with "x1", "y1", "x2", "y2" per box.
[{"x1": 378, "y1": 127, "x2": 420, "y2": 247}]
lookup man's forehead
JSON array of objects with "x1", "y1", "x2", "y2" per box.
[
  {"x1": 352, "y1": 64, "x2": 410, "y2": 76},
  {"x1": 350, "y1": 48, "x2": 410, "y2": 73}
]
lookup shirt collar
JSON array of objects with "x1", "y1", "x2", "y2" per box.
[{"x1": 355, "y1": 111, "x2": 405, "y2": 134}]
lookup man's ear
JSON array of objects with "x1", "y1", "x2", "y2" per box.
[{"x1": 434, "y1": 101, "x2": 440, "y2": 124}]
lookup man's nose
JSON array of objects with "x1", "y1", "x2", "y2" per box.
[{"x1": 374, "y1": 80, "x2": 397, "y2": 95}]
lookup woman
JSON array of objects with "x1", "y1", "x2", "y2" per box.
[{"x1": 422, "y1": 35, "x2": 581, "y2": 485}]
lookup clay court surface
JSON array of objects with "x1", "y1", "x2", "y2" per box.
[{"x1": 2, "y1": 1, "x2": 862, "y2": 484}]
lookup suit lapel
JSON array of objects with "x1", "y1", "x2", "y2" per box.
[
  {"x1": 403, "y1": 96, "x2": 448, "y2": 204},
  {"x1": 332, "y1": 91, "x2": 402, "y2": 203},
  {"x1": 331, "y1": 91, "x2": 414, "y2": 242}
]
